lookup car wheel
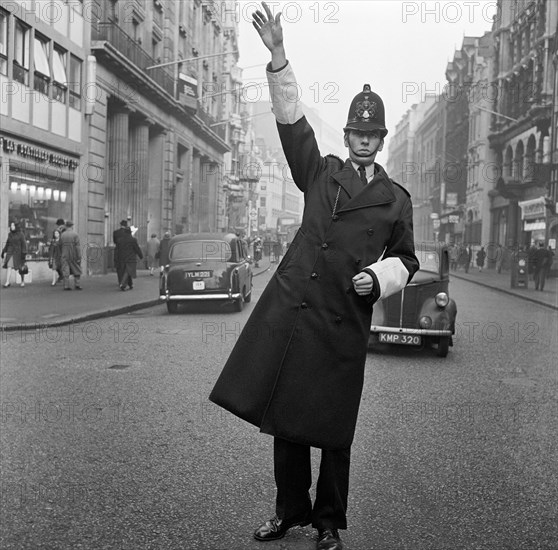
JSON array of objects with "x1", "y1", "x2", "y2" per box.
[
  {"x1": 167, "y1": 302, "x2": 178, "y2": 314},
  {"x1": 234, "y1": 293, "x2": 244, "y2": 312},
  {"x1": 244, "y1": 285, "x2": 252, "y2": 303},
  {"x1": 437, "y1": 336, "x2": 449, "y2": 357}
]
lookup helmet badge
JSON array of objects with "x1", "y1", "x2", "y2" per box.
[{"x1": 356, "y1": 99, "x2": 377, "y2": 120}]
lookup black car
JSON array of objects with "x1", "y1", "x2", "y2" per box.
[
  {"x1": 369, "y1": 242, "x2": 457, "y2": 357},
  {"x1": 159, "y1": 232, "x2": 253, "y2": 313}
]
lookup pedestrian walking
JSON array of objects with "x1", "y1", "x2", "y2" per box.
[
  {"x1": 476, "y1": 246, "x2": 486, "y2": 272},
  {"x1": 118, "y1": 227, "x2": 143, "y2": 290},
  {"x1": 527, "y1": 243, "x2": 537, "y2": 280},
  {"x1": 209, "y1": 5, "x2": 419, "y2": 549},
  {"x1": 158, "y1": 231, "x2": 171, "y2": 269},
  {"x1": 146, "y1": 233, "x2": 160, "y2": 275},
  {"x1": 253, "y1": 237, "x2": 263, "y2": 267},
  {"x1": 1, "y1": 222, "x2": 27, "y2": 287},
  {"x1": 113, "y1": 220, "x2": 128, "y2": 284},
  {"x1": 448, "y1": 244, "x2": 458, "y2": 270},
  {"x1": 59, "y1": 221, "x2": 82, "y2": 290},
  {"x1": 48, "y1": 229, "x2": 63, "y2": 286},
  {"x1": 533, "y1": 242, "x2": 554, "y2": 291}
]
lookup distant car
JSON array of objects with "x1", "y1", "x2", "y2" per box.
[
  {"x1": 159, "y1": 232, "x2": 253, "y2": 313},
  {"x1": 369, "y1": 243, "x2": 457, "y2": 357}
]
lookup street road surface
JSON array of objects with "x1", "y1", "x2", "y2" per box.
[{"x1": 1, "y1": 268, "x2": 556, "y2": 549}]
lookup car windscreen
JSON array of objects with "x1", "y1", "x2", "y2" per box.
[
  {"x1": 170, "y1": 240, "x2": 232, "y2": 262},
  {"x1": 417, "y1": 251, "x2": 439, "y2": 273}
]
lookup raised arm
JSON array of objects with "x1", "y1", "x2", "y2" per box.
[
  {"x1": 252, "y1": 2, "x2": 325, "y2": 192},
  {"x1": 252, "y1": 1, "x2": 286, "y2": 70}
]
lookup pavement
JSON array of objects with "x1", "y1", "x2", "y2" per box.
[{"x1": 0, "y1": 258, "x2": 556, "y2": 332}]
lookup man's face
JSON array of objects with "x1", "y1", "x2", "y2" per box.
[{"x1": 344, "y1": 130, "x2": 384, "y2": 166}]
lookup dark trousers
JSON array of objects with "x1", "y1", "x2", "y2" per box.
[
  {"x1": 273, "y1": 437, "x2": 350, "y2": 530},
  {"x1": 534, "y1": 267, "x2": 548, "y2": 290}
]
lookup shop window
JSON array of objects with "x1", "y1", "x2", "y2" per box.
[
  {"x1": 8, "y1": 179, "x2": 72, "y2": 258},
  {"x1": 0, "y1": 10, "x2": 7, "y2": 75},
  {"x1": 52, "y1": 46, "x2": 67, "y2": 103},
  {"x1": 69, "y1": 55, "x2": 82, "y2": 109},
  {"x1": 33, "y1": 34, "x2": 50, "y2": 95},
  {"x1": 13, "y1": 19, "x2": 30, "y2": 86}
]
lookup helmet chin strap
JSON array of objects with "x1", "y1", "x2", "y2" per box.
[{"x1": 349, "y1": 140, "x2": 382, "y2": 165}]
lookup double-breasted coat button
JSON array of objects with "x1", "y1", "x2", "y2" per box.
[
  {"x1": 301, "y1": 302, "x2": 308, "y2": 309},
  {"x1": 367, "y1": 228, "x2": 374, "y2": 235},
  {"x1": 332, "y1": 215, "x2": 339, "y2": 221},
  {"x1": 355, "y1": 259, "x2": 361, "y2": 265},
  {"x1": 321, "y1": 243, "x2": 329, "y2": 249},
  {"x1": 335, "y1": 316, "x2": 342, "y2": 324},
  {"x1": 311, "y1": 272, "x2": 318, "y2": 279}
]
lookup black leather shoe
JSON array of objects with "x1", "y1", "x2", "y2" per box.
[
  {"x1": 254, "y1": 513, "x2": 311, "y2": 541},
  {"x1": 317, "y1": 528, "x2": 343, "y2": 550}
]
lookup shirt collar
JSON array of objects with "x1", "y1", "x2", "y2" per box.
[{"x1": 350, "y1": 161, "x2": 376, "y2": 182}]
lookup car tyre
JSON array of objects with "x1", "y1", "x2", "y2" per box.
[
  {"x1": 436, "y1": 336, "x2": 449, "y2": 357},
  {"x1": 234, "y1": 295, "x2": 244, "y2": 312},
  {"x1": 244, "y1": 285, "x2": 252, "y2": 303},
  {"x1": 167, "y1": 302, "x2": 178, "y2": 314}
]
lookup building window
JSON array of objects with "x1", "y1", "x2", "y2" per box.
[
  {"x1": 260, "y1": 197, "x2": 266, "y2": 207},
  {"x1": 52, "y1": 46, "x2": 67, "y2": 103},
  {"x1": 69, "y1": 55, "x2": 81, "y2": 109},
  {"x1": 152, "y1": 35, "x2": 161, "y2": 61},
  {"x1": 13, "y1": 19, "x2": 30, "y2": 86},
  {"x1": 8, "y1": 177, "x2": 73, "y2": 258},
  {"x1": 33, "y1": 34, "x2": 50, "y2": 95},
  {"x1": 0, "y1": 10, "x2": 7, "y2": 75},
  {"x1": 68, "y1": 0, "x2": 84, "y2": 16}
]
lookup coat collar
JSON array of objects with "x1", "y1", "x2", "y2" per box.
[{"x1": 331, "y1": 160, "x2": 396, "y2": 212}]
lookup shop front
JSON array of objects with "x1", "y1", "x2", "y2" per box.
[
  {"x1": 518, "y1": 196, "x2": 547, "y2": 246},
  {"x1": 1, "y1": 136, "x2": 79, "y2": 282}
]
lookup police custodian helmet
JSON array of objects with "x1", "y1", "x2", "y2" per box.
[{"x1": 343, "y1": 84, "x2": 388, "y2": 137}]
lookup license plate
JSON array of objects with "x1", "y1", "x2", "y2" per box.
[
  {"x1": 185, "y1": 271, "x2": 212, "y2": 278},
  {"x1": 192, "y1": 281, "x2": 205, "y2": 290},
  {"x1": 379, "y1": 333, "x2": 421, "y2": 345}
]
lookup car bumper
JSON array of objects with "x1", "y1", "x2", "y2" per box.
[
  {"x1": 159, "y1": 293, "x2": 241, "y2": 301},
  {"x1": 370, "y1": 325, "x2": 453, "y2": 336}
]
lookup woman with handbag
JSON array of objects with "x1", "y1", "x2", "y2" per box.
[
  {"x1": 48, "y1": 229, "x2": 63, "y2": 285},
  {"x1": 1, "y1": 222, "x2": 27, "y2": 287}
]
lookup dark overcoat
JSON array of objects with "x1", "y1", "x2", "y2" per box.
[
  {"x1": 210, "y1": 116, "x2": 418, "y2": 450},
  {"x1": 2, "y1": 230, "x2": 27, "y2": 270},
  {"x1": 117, "y1": 233, "x2": 143, "y2": 279},
  {"x1": 59, "y1": 229, "x2": 82, "y2": 276}
]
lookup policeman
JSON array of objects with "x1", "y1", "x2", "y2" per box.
[{"x1": 210, "y1": 4, "x2": 418, "y2": 550}]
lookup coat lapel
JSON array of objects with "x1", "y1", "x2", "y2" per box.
[{"x1": 331, "y1": 161, "x2": 396, "y2": 213}]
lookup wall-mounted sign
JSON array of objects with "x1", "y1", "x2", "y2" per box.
[
  {"x1": 518, "y1": 197, "x2": 546, "y2": 220},
  {"x1": 0, "y1": 136, "x2": 79, "y2": 169}
]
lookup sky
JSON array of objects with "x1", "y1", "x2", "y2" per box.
[{"x1": 233, "y1": 0, "x2": 498, "y2": 156}]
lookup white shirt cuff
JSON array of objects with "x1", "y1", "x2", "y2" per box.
[
  {"x1": 266, "y1": 62, "x2": 304, "y2": 125},
  {"x1": 365, "y1": 257, "x2": 410, "y2": 300}
]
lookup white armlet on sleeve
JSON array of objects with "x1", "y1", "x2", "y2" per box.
[
  {"x1": 366, "y1": 257, "x2": 410, "y2": 300},
  {"x1": 266, "y1": 63, "x2": 304, "y2": 125}
]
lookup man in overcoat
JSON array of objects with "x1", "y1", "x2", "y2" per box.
[
  {"x1": 209, "y1": 4, "x2": 419, "y2": 549},
  {"x1": 59, "y1": 221, "x2": 82, "y2": 290},
  {"x1": 118, "y1": 227, "x2": 143, "y2": 291},
  {"x1": 113, "y1": 220, "x2": 128, "y2": 285}
]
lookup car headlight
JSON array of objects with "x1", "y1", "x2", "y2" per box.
[
  {"x1": 419, "y1": 316, "x2": 432, "y2": 328},
  {"x1": 435, "y1": 292, "x2": 449, "y2": 308}
]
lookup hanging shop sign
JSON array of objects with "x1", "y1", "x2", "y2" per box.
[
  {"x1": 0, "y1": 136, "x2": 79, "y2": 170},
  {"x1": 518, "y1": 197, "x2": 546, "y2": 220}
]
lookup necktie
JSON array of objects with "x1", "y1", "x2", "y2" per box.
[{"x1": 358, "y1": 165, "x2": 368, "y2": 186}]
